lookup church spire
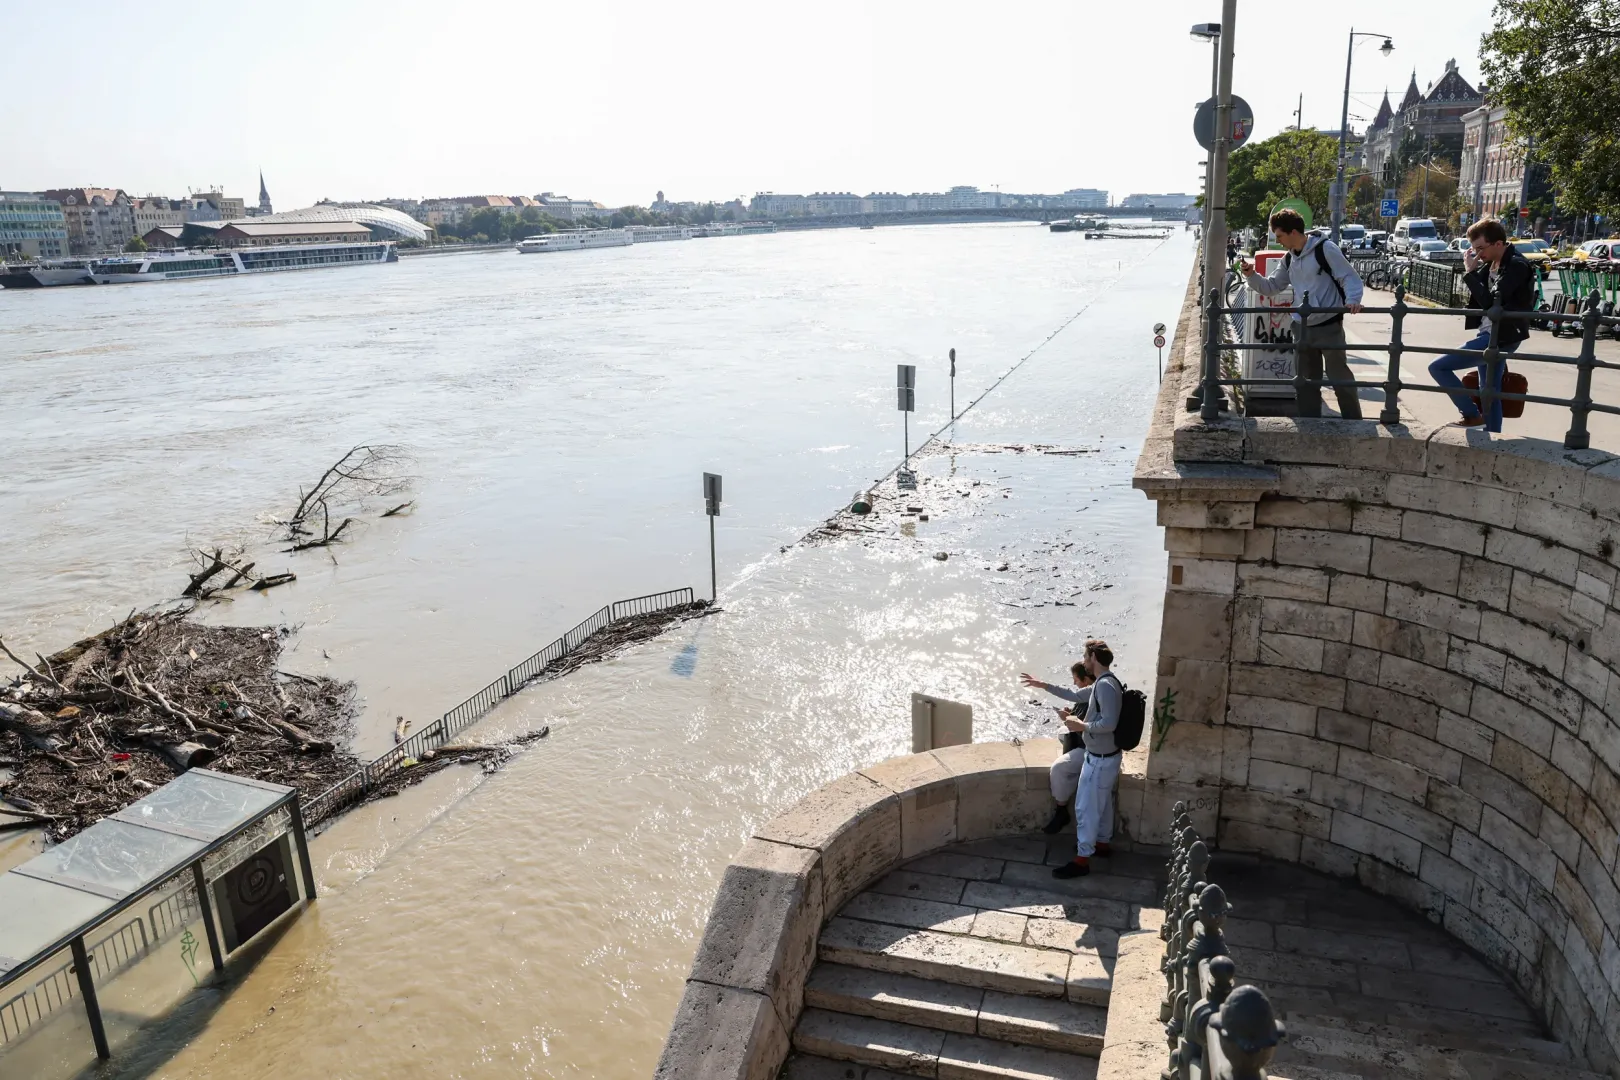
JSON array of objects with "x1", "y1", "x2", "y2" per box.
[
  {"x1": 1370, "y1": 89, "x2": 1393, "y2": 131},
  {"x1": 257, "y1": 171, "x2": 272, "y2": 215},
  {"x1": 1399, "y1": 69, "x2": 1421, "y2": 112}
]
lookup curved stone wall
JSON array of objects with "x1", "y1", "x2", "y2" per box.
[
  {"x1": 1134, "y1": 292, "x2": 1620, "y2": 1072},
  {"x1": 653, "y1": 739, "x2": 1061, "y2": 1079}
]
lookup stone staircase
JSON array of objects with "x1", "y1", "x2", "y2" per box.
[
  {"x1": 780, "y1": 835, "x2": 1154, "y2": 1079},
  {"x1": 776, "y1": 836, "x2": 1606, "y2": 1080}
]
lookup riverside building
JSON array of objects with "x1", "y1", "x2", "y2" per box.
[
  {"x1": 0, "y1": 192, "x2": 71, "y2": 259},
  {"x1": 41, "y1": 188, "x2": 135, "y2": 255}
]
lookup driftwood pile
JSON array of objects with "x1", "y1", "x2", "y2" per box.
[{"x1": 0, "y1": 609, "x2": 360, "y2": 841}]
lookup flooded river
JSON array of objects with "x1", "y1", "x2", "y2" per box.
[{"x1": 0, "y1": 224, "x2": 1193, "y2": 1077}]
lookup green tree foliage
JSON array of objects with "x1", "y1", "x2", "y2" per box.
[
  {"x1": 1348, "y1": 175, "x2": 1384, "y2": 224},
  {"x1": 1223, "y1": 129, "x2": 1343, "y2": 228},
  {"x1": 1481, "y1": 0, "x2": 1620, "y2": 214},
  {"x1": 1398, "y1": 160, "x2": 1462, "y2": 226},
  {"x1": 124, "y1": 235, "x2": 148, "y2": 252},
  {"x1": 1252, "y1": 129, "x2": 1341, "y2": 223}
]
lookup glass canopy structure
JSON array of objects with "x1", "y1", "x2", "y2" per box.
[{"x1": 0, "y1": 769, "x2": 314, "y2": 1062}]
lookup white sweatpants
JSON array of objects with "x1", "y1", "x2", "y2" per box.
[
  {"x1": 1050, "y1": 747, "x2": 1085, "y2": 804},
  {"x1": 1074, "y1": 751, "x2": 1121, "y2": 858}
]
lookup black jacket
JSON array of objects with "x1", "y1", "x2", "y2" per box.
[{"x1": 1462, "y1": 245, "x2": 1536, "y2": 347}]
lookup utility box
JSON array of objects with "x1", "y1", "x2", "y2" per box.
[
  {"x1": 1237, "y1": 249, "x2": 1297, "y2": 413},
  {"x1": 911, "y1": 693, "x2": 973, "y2": 752}
]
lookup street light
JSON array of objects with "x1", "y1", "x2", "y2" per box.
[
  {"x1": 1191, "y1": 22, "x2": 1221, "y2": 291},
  {"x1": 1332, "y1": 30, "x2": 1394, "y2": 244}
]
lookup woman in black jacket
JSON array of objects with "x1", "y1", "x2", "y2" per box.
[{"x1": 1428, "y1": 218, "x2": 1536, "y2": 432}]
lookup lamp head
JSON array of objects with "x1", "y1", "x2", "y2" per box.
[
  {"x1": 1189, "y1": 22, "x2": 1221, "y2": 41},
  {"x1": 1380, "y1": 38, "x2": 1394, "y2": 56}
]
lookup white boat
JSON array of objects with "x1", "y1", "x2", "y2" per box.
[
  {"x1": 515, "y1": 230, "x2": 634, "y2": 253},
  {"x1": 624, "y1": 225, "x2": 692, "y2": 243},
  {"x1": 0, "y1": 260, "x2": 97, "y2": 288},
  {"x1": 88, "y1": 241, "x2": 396, "y2": 283}
]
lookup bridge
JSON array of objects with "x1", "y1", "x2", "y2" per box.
[{"x1": 768, "y1": 205, "x2": 1190, "y2": 230}]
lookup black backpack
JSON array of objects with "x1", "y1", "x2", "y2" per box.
[{"x1": 1060, "y1": 673, "x2": 1147, "y2": 753}]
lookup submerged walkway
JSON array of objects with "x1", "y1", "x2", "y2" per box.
[{"x1": 778, "y1": 834, "x2": 1595, "y2": 1080}]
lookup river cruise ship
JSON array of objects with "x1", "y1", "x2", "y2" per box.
[
  {"x1": 515, "y1": 230, "x2": 635, "y2": 253},
  {"x1": 625, "y1": 225, "x2": 693, "y2": 243},
  {"x1": 85, "y1": 241, "x2": 396, "y2": 284},
  {"x1": 0, "y1": 259, "x2": 97, "y2": 288}
]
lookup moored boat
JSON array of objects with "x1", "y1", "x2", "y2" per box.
[
  {"x1": 87, "y1": 241, "x2": 396, "y2": 283},
  {"x1": 515, "y1": 230, "x2": 634, "y2": 253},
  {"x1": 0, "y1": 260, "x2": 97, "y2": 288}
]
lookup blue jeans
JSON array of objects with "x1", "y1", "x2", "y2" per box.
[{"x1": 1428, "y1": 330, "x2": 1519, "y2": 432}]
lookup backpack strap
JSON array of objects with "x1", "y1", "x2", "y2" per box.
[{"x1": 1313, "y1": 240, "x2": 1345, "y2": 305}]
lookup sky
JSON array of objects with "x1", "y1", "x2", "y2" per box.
[{"x1": 1, "y1": 1, "x2": 1498, "y2": 211}]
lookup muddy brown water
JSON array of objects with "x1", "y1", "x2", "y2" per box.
[{"x1": 0, "y1": 225, "x2": 1193, "y2": 1077}]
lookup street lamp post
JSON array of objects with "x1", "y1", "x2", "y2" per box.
[
  {"x1": 1191, "y1": 22, "x2": 1221, "y2": 293},
  {"x1": 1333, "y1": 30, "x2": 1394, "y2": 244}
]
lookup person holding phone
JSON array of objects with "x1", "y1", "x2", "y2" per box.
[
  {"x1": 1429, "y1": 217, "x2": 1535, "y2": 431},
  {"x1": 1020, "y1": 663, "x2": 1095, "y2": 833}
]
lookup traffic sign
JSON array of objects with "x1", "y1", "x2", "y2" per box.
[
  {"x1": 1194, "y1": 96, "x2": 1255, "y2": 152},
  {"x1": 1380, "y1": 199, "x2": 1399, "y2": 217},
  {"x1": 1154, "y1": 334, "x2": 1167, "y2": 349},
  {"x1": 1153, "y1": 322, "x2": 1167, "y2": 335},
  {"x1": 1519, "y1": 207, "x2": 1531, "y2": 218}
]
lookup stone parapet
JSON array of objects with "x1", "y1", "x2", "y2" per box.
[
  {"x1": 1131, "y1": 271, "x2": 1620, "y2": 1075},
  {"x1": 654, "y1": 739, "x2": 1062, "y2": 1079}
]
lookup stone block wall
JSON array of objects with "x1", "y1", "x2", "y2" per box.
[
  {"x1": 654, "y1": 739, "x2": 1060, "y2": 1079},
  {"x1": 1133, "y1": 306, "x2": 1620, "y2": 1072}
]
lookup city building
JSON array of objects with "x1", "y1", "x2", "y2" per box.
[
  {"x1": 210, "y1": 220, "x2": 372, "y2": 247},
  {"x1": 914, "y1": 192, "x2": 951, "y2": 211},
  {"x1": 948, "y1": 185, "x2": 998, "y2": 210},
  {"x1": 1361, "y1": 60, "x2": 1483, "y2": 189},
  {"x1": 141, "y1": 226, "x2": 185, "y2": 249},
  {"x1": 42, "y1": 188, "x2": 135, "y2": 254},
  {"x1": 0, "y1": 191, "x2": 71, "y2": 259},
  {"x1": 750, "y1": 193, "x2": 808, "y2": 217},
  {"x1": 264, "y1": 203, "x2": 431, "y2": 242},
  {"x1": 1062, "y1": 188, "x2": 1108, "y2": 208},
  {"x1": 1121, "y1": 193, "x2": 1197, "y2": 209},
  {"x1": 194, "y1": 191, "x2": 247, "y2": 221},
  {"x1": 1459, "y1": 102, "x2": 1535, "y2": 224},
  {"x1": 806, "y1": 192, "x2": 862, "y2": 215},
  {"x1": 131, "y1": 197, "x2": 190, "y2": 236},
  {"x1": 863, "y1": 192, "x2": 914, "y2": 213}
]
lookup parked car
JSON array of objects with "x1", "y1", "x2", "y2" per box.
[
  {"x1": 1392, "y1": 217, "x2": 1440, "y2": 255},
  {"x1": 1447, "y1": 237, "x2": 1471, "y2": 256},
  {"x1": 1510, "y1": 237, "x2": 1554, "y2": 275},
  {"x1": 1415, "y1": 239, "x2": 1459, "y2": 262},
  {"x1": 1575, "y1": 239, "x2": 1617, "y2": 261}
]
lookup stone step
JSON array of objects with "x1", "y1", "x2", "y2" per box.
[
  {"x1": 805, "y1": 963, "x2": 1106, "y2": 1056},
  {"x1": 818, "y1": 916, "x2": 1108, "y2": 1003},
  {"x1": 792, "y1": 1009, "x2": 1099, "y2": 1080},
  {"x1": 1270, "y1": 1035, "x2": 1609, "y2": 1080},
  {"x1": 779, "y1": 1051, "x2": 913, "y2": 1080},
  {"x1": 1284, "y1": 1013, "x2": 1583, "y2": 1070}
]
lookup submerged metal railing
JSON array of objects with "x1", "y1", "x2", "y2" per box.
[
  {"x1": 300, "y1": 587, "x2": 696, "y2": 824},
  {"x1": 1196, "y1": 285, "x2": 1620, "y2": 451},
  {"x1": 1160, "y1": 802, "x2": 1284, "y2": 1080}
]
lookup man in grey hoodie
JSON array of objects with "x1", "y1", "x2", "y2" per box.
[{"x1": 1240, "y1": 208, "x2": 1366, "y2": 419}]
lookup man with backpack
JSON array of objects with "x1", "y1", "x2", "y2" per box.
[
  {"x1": 1239, "y1": 208, "x2": 1366, "y2": 419},
  {"x1": 1052, "y1": 639, "x2": 1145, "y2": 879}
]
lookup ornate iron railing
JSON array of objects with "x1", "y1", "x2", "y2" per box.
[
  {"x1": 301, "y1": 587, "x2": 696, "y2": 824},
  {"x1": 1195, "y1": 285, "x2": 1620, "y2": 451},
  {"x1": 1161, "y1": 801, "x2": 1285, "y2": 1080}
]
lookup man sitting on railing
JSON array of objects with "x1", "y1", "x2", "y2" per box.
[
  {"x1": 1429, "y1": 217, "x2": 1535, "y2": 432},
  {"x1": 1239, "y1": 208, "x2": 1366, "y2": 419}
]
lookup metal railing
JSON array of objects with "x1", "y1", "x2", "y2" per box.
[
  {"x1": 1160, "y1": 803, "x2": 1284, "y2": 1079},
  {"x1": 1197, "y1": 285, "x2": 1620, "y2": 450},
  {"x1": 300, "y1": 587, "x2": 696, "y2": 824}
]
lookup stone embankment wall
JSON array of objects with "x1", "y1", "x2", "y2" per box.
[
  {"x1": 653, "y1": 740, "x2": 1062, "y2": 1080},
  {"x1": 1129, "y1": 270, "x2": 1620, "y2": 1072}
]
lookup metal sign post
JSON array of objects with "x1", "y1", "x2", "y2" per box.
[
  {"x1": 1153, "y1": 322, "x2": 1167, "y2": 383},
  {"x1": 702, "y1": 472, "x2": 721, "y2": 601},
  {"x1": 897, "y1": 364, "x2": 916, "y2": 460},
  {"x1": 948, "y1": 348, "x2": 956, "y2": 423}
]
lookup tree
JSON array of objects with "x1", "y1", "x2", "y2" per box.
[
  {"x1": 1224, "y1": 142, "x2": 1270, "y2": 230},
  {"x1": 1398, "y1": 159, "x2": 1461, "y2": 225},
  {"x1": 1252, "y1": 128, "x2": 1341, "y2": 223},
  {"x1": 124, "y1": 235, "x2": 148, "y2": 252},
  {"x1": 1481, "y1": 0, "x2": 1620, "y2": 215}
]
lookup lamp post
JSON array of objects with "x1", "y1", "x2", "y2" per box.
[
  {"x1": 1333, "y1": 30, "x2": 1394, "y2": 244},
  {"x1": 1191, "y1": 21, "x2": 1221, "y2": 293}
]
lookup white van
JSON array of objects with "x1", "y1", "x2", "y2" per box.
[{"x1": 1392, "y1": 218, "x2": 1439, "y2": 254}]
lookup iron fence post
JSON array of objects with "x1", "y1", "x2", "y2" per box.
[
  {"x1": 1566, "y1": 290, "x2": 1602, "y2": 450},
  {"x1": 191, "y1": 862, "x2": 226, "y2": 974},
  {"x1": 1294, "y1": 292, "x2": 1318, "y2": 418},
  {"x1": 1380, "y1": 285, "x2": 1407, "y2": 425},
  {"x1": 1199, "y1": 288, "x2": 1225, "y2": 421},
  {"x1": 1482, "y1": 299, "x2": 1504, "y2": 431}
]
